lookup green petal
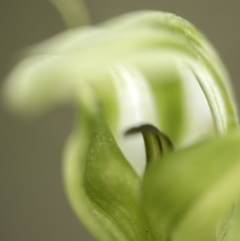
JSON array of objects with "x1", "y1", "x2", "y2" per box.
[
  {"x1": 4, "y1": 11, "x2": 238, "y2": 138},
  {"x1": 63, "y1": 89, "x2": 154, "y2": 241},
  {"x1": 142, "y1": 131, "x2": 240, "y2": 241},
  {"x1": 218, "y1": 198, "x2": 240, "y2": 241}
]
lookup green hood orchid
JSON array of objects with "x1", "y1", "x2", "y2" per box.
[{"x1": 3, "y1": 7, "x2": 240, "y2": 241}]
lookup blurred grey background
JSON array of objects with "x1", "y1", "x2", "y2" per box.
[{"x1": 1, "y1": 0, "x2": 239, "y2": 240}]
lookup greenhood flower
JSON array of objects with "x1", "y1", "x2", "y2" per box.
[{"x1": 3, "y1": 10, "x2": 240, "y2": 241}]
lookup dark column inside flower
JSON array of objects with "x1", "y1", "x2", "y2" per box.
[{"x1": 125, "y1": 124, "x2": 173, "y2": 166}]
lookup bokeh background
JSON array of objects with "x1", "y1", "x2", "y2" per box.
[{"x1": 1, "y1": 0, "x2": 240, "y2": 240}]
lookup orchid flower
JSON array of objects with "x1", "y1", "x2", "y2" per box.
[{"x1": 3, "y1": 4, "x2": 240, "y2": 241}]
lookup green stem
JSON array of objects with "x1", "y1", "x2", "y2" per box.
[{"x1": 49, "y1": 0, "x2": 90, "y2": 28}]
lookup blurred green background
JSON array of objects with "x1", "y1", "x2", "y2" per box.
[{"x1": 1, "y1": 0, "x2": 240, "y2": 240}]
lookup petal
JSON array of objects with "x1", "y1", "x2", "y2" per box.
[
  {"x1": 4, "y1": 11, "x2": 238, "y2": 136},
  {"x1": 63, "y1": 86, "x2": 154, "y2": 241},
  {"x1": 142, "y1": 131, "x2": 240, "y2": 241}
]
